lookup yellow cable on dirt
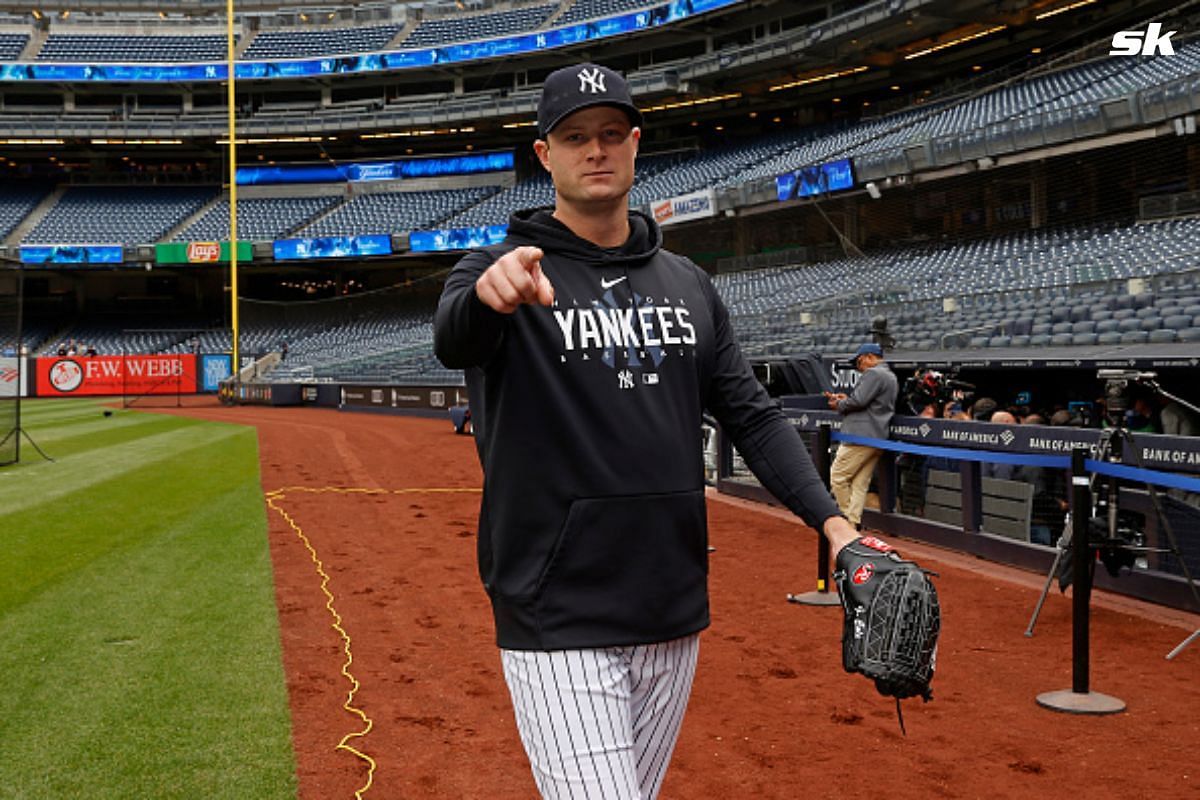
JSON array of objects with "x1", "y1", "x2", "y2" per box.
[{"x1": 264, "y1": 485, "x2": 481, "y2": 799}]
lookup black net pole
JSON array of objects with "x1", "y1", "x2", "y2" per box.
[
  {"x1": 787, "y1": 423, "x2": 839, "y2": 607},
  {"x1": 1070, "y1": 446, "x2": 1092, "y2": 695},
  {"x1": 1036, "y1": 447, "x2": 1124, "y2": 715},
  {"x1": 12, "y1": 264, "x2": 23, "y2": 464},
  {"x1": 816, "y1": 423, "x2": 833, "y2": 588}
]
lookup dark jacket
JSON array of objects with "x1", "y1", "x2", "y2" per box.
[{"x1": 435, "y1": 208, "x2": 840, "y2": 650}]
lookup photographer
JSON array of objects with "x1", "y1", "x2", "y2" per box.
[{"x1": 825, "y1": 343, "x2": 898, "y2": 529}]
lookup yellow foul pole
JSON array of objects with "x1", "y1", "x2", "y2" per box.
[{"x1": 226, "y1": 0, "x2": 240, "y2": 375}]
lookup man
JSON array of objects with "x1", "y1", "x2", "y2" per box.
[
  {"x1": 983, "y1": 410, "x2": 1020, "y2": 481},
  {"x1": 434, "y1": 62, "x2": 859, "y2": 799},
  {"x1": 825, "y1": 343, "x2": 898, "y2": 529}
]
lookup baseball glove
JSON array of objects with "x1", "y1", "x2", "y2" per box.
[{"x1": 835, "y1": 536, "x2": 940, "y2": 703}]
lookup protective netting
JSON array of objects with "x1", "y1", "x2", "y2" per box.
[{"x1": 0, "y1": 268, "x2": 20, "y2": 466}]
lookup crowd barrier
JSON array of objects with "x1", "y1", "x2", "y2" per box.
[{"x1": 716, "y1": 409, "x2": 1200, "y2": 612}]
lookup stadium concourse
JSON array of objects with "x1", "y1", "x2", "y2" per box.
[{"x1": 144, "y1": 398, "x2": 1198, "y2": 800}]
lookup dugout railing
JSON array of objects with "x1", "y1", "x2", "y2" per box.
[{"x1": 715, "y1": 408, "x2": 1200, "y2": 613}]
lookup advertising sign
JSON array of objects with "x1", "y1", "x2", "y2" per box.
[
  {"x1": 236, "y1": 152, "x2": 514, "y2": 185},
  {"x1": 409, "y1": 225, "x2": 507, "y2": 252},
  {"x1": 155, "y1": 241, "x2": 254, "y2": 265},
  {"x1": 273, "y1": 234, "x2": 392, "y2": 261},
  {"x1": 20, "y1": 245, "x2": 124, "y2": 265},
  {"x1": 35, "y1": 355, "x2": 197, "y2": 397},
  {"x1": 776, "y1": 158, "x2": 855, "y2": 201},
  {"x1": 651, "y1": 189, "x2": 716, "y2": 227},
  {"x1": 199, "y1": 354, "x2": 232, "y2": 392},
  {"x1": 0, "y1": 357, "x2": 27, "y2": 398},
  {"x1": 341, "y1": 384, "x2": 467, "y2": 411},
  {"x1": 0, "y1": 0, "x2": 738, "y2": 84}
]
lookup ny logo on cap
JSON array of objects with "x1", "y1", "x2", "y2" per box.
[{"x1": 578, "y1": 67, "x2": 606, "y2": 94}]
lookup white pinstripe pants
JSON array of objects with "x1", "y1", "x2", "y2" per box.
[{"x1": 501, "y1": 634, "x2": 700, "y2": 800}]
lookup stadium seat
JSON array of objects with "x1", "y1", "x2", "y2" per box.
[
  {"x1": 1096, "y1": 332, "x2": 1123, "y2": 345},
  {"x1": 988, "y1": 336, "x2": 1011, "y2": 347},
  {"x1": 1071, "y1": 320, "x2": 1096, "y2": 334},
  {"x1": 1031, "y1": 323, "x2": 1052, "y2": 336},
  {"x1": 1050, "y1": 333, "x2": 1074, "y2": 346},
  {"x1": 1178, "y1": 328, "x2": 1200, "y2": 342},
  {"x1": 1071, "y1": 333, "x2": 1099, "y2": 346},
  {"x1": 1009, "y1": 335, "x2": 1030, "y2": 347},
  {"x1": 1095, "y1": 319, "x2": 1121, "y2": 334},
  {"x1": 1163, "y1": 314, "x2": 1193, "y2": 330},
  {"x1": 1119, "y1": 331, "x2": 1150, "y2": 344},
  {"x1": 1139, "y1": 316, "x2": 1163, "y2": 332},
  {"x1": 1117, "y1": 318, "x2": 1142, "y2": 332},
  {"x1": 1112, "y1": 308, "x2": 1136, "y2": 320},
  {"x1": 1051, "y1": 322, "x2": 1073, "y2": 335},
  {"x1": 1148, "y1": 329, "x2": 1178, "y2": 343},
  {"x1": 1029, "y1": 334, "x2": 1052, "y2": 347}
]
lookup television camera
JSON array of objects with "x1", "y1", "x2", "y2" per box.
[{"x1": 901, "y1": 367, "x2": 975, "y2": 415}]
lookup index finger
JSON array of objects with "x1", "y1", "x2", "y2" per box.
[{"x1": 513, "y1": 246, "x2": 544, "y2": 271}]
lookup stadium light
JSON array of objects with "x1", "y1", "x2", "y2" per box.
[
  {"x1": 770, "y1": 67, "x2": 868, "y2": 92},
  {"x1": 903, "y1": 26, "x2": 1007, "y2": 60},
  {"x1": 1035, "y1": 0, "x2": 1097, "y2": 21}
]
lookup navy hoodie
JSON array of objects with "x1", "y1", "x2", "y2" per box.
[{"x1": 435, "y1": 207, "x2": 841, "y2": 650}]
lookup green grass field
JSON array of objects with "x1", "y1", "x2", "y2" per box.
[{"x1": 0, "y1": 398, "x2": 297, "y2": 799}]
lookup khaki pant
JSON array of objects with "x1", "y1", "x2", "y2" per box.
[{"x1": 830, "y1": 443, "x2": 882, "y2": 526}]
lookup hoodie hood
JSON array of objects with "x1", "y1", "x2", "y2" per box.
[{"x1": 506, "y1": 206, "x2": 662, "y2": 267}]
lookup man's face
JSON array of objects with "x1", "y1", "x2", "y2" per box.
[
  {"x1": 534, "y1": 106, "x2": 640, "y2": 209},
  {"x1": 855, "y1": 353, "x2": 879, "y2": 372}
]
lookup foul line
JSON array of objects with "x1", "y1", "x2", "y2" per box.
[{"x1": 264, "y1": 485, "x2": 482, "y2": 800}]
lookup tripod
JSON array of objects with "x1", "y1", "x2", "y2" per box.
[
  {"x1": 1025, "y1": 413, "x2": 1200, "y2": 660},
  {"x1": 0, "y1": 259, "x2": 53, "y2": 464}
]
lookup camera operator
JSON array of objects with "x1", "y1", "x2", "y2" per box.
[{"x1": 824, "y1": 343, "x2": 898, "y2": 530}]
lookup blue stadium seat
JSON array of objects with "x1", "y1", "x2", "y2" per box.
[
  {"x1": 1148, "y1": 329, "x2": 1178, "y2": 343},
  {"x1": 1117, "y1": 318, "x2": 1142, "y2": 332}
]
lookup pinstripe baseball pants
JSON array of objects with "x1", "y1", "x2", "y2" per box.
[{"x1": 501, "y1": 634, "x2": 700, "y2": 800}]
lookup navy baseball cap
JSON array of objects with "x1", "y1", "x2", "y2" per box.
[
  {"x1": 853, "y1": 343, "x2": 884, "y2": 360},
  {"x1": 537, "y1": 63, "x2": 643, "y2": 138}
]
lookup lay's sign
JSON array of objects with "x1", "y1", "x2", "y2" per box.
[
  {"x1": 650, "y1": 189, "x2": 716, "y2": 227},
  {"x1": 156, "y1": 241, "x2": 253, "y2": 265},
  {"x1": 187, "y1": 242, "x2": 221, "y2": 262}
]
